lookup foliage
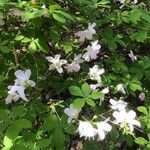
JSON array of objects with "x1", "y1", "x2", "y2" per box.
[{"x1": 0, "y1": 0, "x2": 150, "y2": 149}]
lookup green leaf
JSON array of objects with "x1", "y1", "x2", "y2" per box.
[
  {"x1": 6, "y1": 125, "x2": 21, "y2": 140},
  {"x1": 50, "y1": 29, "x2": 60, "y2": 42},
  {"x1": 132, "y1": 30, "x2": 148, "y2": 43},
  {"x1": 137, "y1": 106, "x2": 148, "y2": 115},
  {"x1": 21, "y1": 37, "x2": 31, "y2": 43},
  {"x1": 89, "y1": 91, "x2": 104, "y2": 100},
  {"x1": 81, "y1": 82, "x2": 91, "y2": 96},
  {"x1": 15, "y1": 119, "x2": 32, "y2": 129},
  {"x1": 73, "y1": 98, "x2": 85, "y2": 109},
  {"x1": 34, "y1": 38, "x2": 49, "y2": 52},
  {"x1": 55, "y1": 10, "x2": 75, "y2": 21},
  {"x1": 15, "y1": 35, "x2": 24, "y2": 41},
  {"x1": 42, "y1": 115, "x2": 58, "y2": 131},
  {"x1": 63, "y1": 43, "x2": 73, "y2": 53},
  {"x1": 86, "y1": 98, "x2": 95, "y2": 107},
  {"x1": 10, "y1": 144, "x2": 28, "y2": 150},
  {"x1": 135, "y1": 137, "x2": 148, "y2": 145},
  {"x1": 37, "y1": 139, "x2": 51, "y2": 148},
  {"x1": 0, "y1": 45, "x2": 11, "y2": 53},
  {"x1": 69, "y1": 86, "x2": 84, "y2": 97},
  {"x1": 129, "y1": 82, "x2": 142, "y2": 92},
  {"x1": 53, "y1": 13, "x2": 66, "y2": 23},
  {"x1": 3, "y1": 136, "x2": 13, "y2": 149},
  {"x1": 0, "y1": 109, "x2": 8, "y2": 120},
  {"x1": 28, "y1": 42, "x2": 37, "y2": 52},
  {"x1": 51, "y1": 128, "x2": 65, "y2": 149},
  {"x1": 12, "y1": 106, "x2": 26, "y2": 119}
]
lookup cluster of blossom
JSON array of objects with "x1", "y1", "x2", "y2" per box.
[
  {"x1": 118, "y1": 0, "x2": 138, "y2": 8},
  {"x1": 45, "y1": 23, "x2": 102, "y2": 74},
  {"x1": 6, "y1": 69, "x2": 35, "y2": 104},
  {"x1": 64, "y1": 99, "x2": 141, "y2": 140}
]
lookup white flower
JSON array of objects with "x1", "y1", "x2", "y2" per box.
[
  {"x1": 14, "y1": 69, "x2": 35, "y2": 87},
  {"x1": 133, "y1": 0, "x2": 138, "y2": 4},
  {"x1": 46, "y1": 54, "x2": 67, "y2": 74},
  {"x1": 118, "y1": 0, "x2": 125, "y2": 4},
  {"x1": 77, "y1": 121, "x2": 97, "y2": 139},
  {"x1": 7, "y1": 85, "x2": 28, "y2": 102},
  {"x1": 110, "y1": 99, "x2": 128, "y2": 111},
  {"x1": 64, "y1": 104, "x2": 81, "y2": 124},
  {"x1": 75, "y1": 23, "x2": 96, "y2": 42},
  {"x1": 116, "y1": 84, "x2": 126, "y2": 94},
  {"x1": 82, "y1": 40, "x2": 101, "y2": 62},
  {"x1": 89, "y1": 65, "x2": 105, "y2": 82},
  {"x1": 64, "y1": 54, "x2": 84, "y2": 73},
  {"x1": 6, "y1": 93, "x2": 20, "y2": 104},
  {"x1": 128, "y1": 50, "x2": 137, "y2": 62},
  {"x1": 101, "y1": 87, "x2": 109, "y2": 94},
  {"x1": 96, "y1": 120, "x2": 112, "y2": 141},
  {"x1": 139, "y1": 92, "x2": 145, "y2": 101},
  {"x1": 90, "y1": 84, "x2": 100, "y2": 91},
  {"x1": 113, "y1": 110, "x2": 141, "y2": 132}
]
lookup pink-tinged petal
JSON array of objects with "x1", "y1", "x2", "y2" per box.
[{"x1": 45, "y1": 56, "x2": 53, "y2": 62}]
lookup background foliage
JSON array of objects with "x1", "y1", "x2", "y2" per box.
[{"x1": 0, "y1": 0, "x2": 150, "y2": 149}]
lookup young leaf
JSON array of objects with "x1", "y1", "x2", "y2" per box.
[
  {"x1": 86, "y1": 98, "x2": 95, "y2": 107},
  {"x1": 81, "y1": 82, "x2": 91, "y2": 96},
  {"x1": 69, "y1": 86, "x2": 84, "y2": 97},
  {"x1": 73, "y1": 98, "x2": 85, "y2": 109}
]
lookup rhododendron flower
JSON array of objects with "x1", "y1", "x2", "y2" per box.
[
  {"x1": 89, "y1": 65, "x2": 105, "y2": 82},
  {"x1": 90, "y1": 84, "x2": 100, "y2": 91},
  {"x1": 64, "y1": 54, "x2": 84, "y2": 73},
  {"x1": 82, "y1": 40, "x2": 101, "y2": 62},
  {"x1": 116, "y1": 84, "x2": 126, "y2": 94},
  {"x1": 64, "y1": 104, "x2": 81, "y2": 124},
  {"x1": 101, "y1": 87, "x2": 109, "y2": 94},
  {"x1": 96, "y1": 120, "x2": 112, "y2": 141},
  {"x1": 46, "y1": 54, "x2": 67, "y2": 74},
  {"x1": 7, "y1": 85, "x2": 28, "y2": 102},
  {"x1": 110, "y1": 99, "x2": 127, "y2": 111},
  {"x1": 113, "y1": 110, "x2": 141, "y2": 132},
  {"x1": 128, "y1": 50, "x2": 137, "y2": 62},
  {"x1": 139, "y1": 92, "x2": 145, "y2": 101},
  {"x1": 77, "y1": 121, "x2": 97, "y2": 139},
  {"x1": 75, "y1": 23, "x2": 96, "y2": 42},
  {"x1": 6, "y1": 93, "x2": 20, "y2": 104},
  {"x1": 15, "y1": 69, "x2": 36, "y2": 87}
]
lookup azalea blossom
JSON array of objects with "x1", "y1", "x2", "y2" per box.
[
  {"x1": 96, "y1": 120, "x2": 112, "y2": 141},
  {"x1": 89, "y1": 65, "x2": 105, "y2": 82},
  {"x1": 82, "y1": 40, "x2": 101, "y2": 62},
  {"x1": 64, "y1": 104, "x2": 81, "y2": 124},
  {"x1": 90, "y1": 84, "x2": 100, "y2": 91},
  {"x1": 46, "y1": 54, "x2": 67, "y2": 74},
  {"x1": 116, "y1": 84, "x2": 126, "y2": 94},
  {"x1": 75, "y1": 23, "x2": 96, "y2": 42},
  {"x1": 101, "y1": 87, "x2": 109, "y2": 94},
  {"x1": 113, "y1": 110, "x2": 141, "y2": 132},
  {"x1": 14, "y1": 69, "x2": 36, "y2": 88},
  {"x1": 6, "y1": 93, "x2": 20, "y2": 104},
  {"x1": 7, "y1": 85, "x2": 28, "y2": 102},
  {"x1": 139, "y1": 92, "x2": 145, "y2": 101},
  {"x1": 77, "y1": 121, "x2": 97, "y2": 139},
  {"x1": 128, "y1": 50, "x2": 137, "y2": 62},
  {"x1": 64, "y1": 54, "x2": 84, "y2": 73},
  {"x1": 110, "y1": 99, "x2": 128, "y2": 111}
]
